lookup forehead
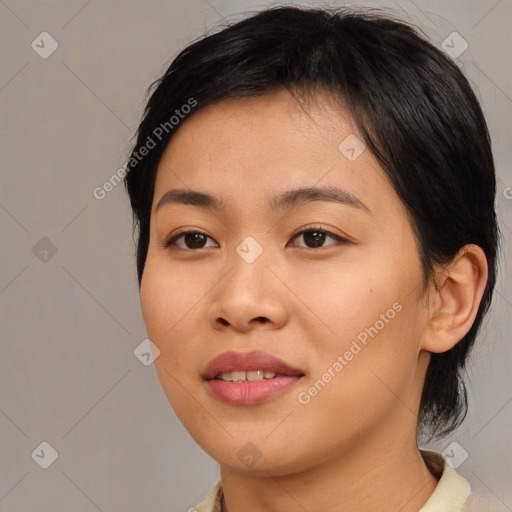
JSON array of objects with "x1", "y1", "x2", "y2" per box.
[{"x1": 152, "y1": 89, "x2": 401, "y2": 220}]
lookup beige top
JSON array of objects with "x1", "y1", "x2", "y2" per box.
[{"x1": 193, "y1": 451, "x2": 472, "y2": 512}]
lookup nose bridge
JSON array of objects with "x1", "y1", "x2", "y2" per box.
[
  {"x1": 226, "y1": 234, "x2": 274, "y2": 300},
  {"x1": 209, "y1": 235, "x2": 288, "y2": 330}
]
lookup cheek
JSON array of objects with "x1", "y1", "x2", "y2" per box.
[
  {"x1": 292, "y1": 302, "x2": 425, "y2": 453},
  {"x1": 140, "y1": 269, "x2": 169, "y2": 344},
  {"x1": 294, "y1": 259, "x2": 407, "y2": 354},
  {"x1": 140, "y1": 262, "x2": 204, "y2": 413},
  {"x1": 139, "y1": 258, "x2": 199, "y2": 381},
  {"x1": 299, "y1": 259, "x2": 426, "y2": 408},
  {"x1": 140, "y1": 254, "x2": 201, "y2": 340}
]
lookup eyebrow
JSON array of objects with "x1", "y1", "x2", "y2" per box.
[{"x1": 155, "y1": 185, "x2": 370, "y2": 214}]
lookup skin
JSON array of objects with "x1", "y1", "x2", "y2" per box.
[{"x1": 139, "y1": 88, "x2": 488, "y2": 512}]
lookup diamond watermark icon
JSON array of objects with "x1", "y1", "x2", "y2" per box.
[
  {"x1": 442, "y1": 32, "x2": 468, "y2": 59},
  {"x1": 237, "y1": 442, "x2": 262, "y2": 468},
  {"x1": 236, "y1": 236, "x2": 263, "y2": 264},
  {"x1": 338, "y1": 134, "x2": 365, "y2": 161},
  {"x1": 32, "y1": 237, "x2": 58, "y2": 263},
  {"x1": 442, "y1": 441, "x2": 468, "y2": 469},
  {"x1": 31, "y1": 32, "x2": 59, "y2": 59},
  {"x1": 31, "y1": 441, "x2": 59, "y2": 469},
  {"x1": 134, "y1": 338, "x2": 160, "y2": 366}
]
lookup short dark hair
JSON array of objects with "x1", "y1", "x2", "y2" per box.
[{"x1": 124, "y1": 6, "x2": 499, "y2": 439}]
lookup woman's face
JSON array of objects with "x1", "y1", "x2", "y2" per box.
[{"x1": 140, "y1": 89, "x2": 433, "y2": 475}]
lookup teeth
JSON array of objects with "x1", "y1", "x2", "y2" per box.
[
  {"x1": 217, "y1": 370, "x2": 277, "y2": 382},
  {"x1": 247, "y1": 370, "x2": 264, "y2": 381},
  {"x1": 231, "y1": 371, "x2": 246, "y2": 382}
]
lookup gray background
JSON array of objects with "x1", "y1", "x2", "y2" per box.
[{"x1": 0, "y1": 0, "x2": 510, "y2": 511}]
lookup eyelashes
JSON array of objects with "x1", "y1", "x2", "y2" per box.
[
  {"x1": 161, "y1": 224, "x2": 350, "y2": 251},
  {"x1": 163, "y1": 230, "x2": 216, "y2": 250},
  {"x1": 290, "y1": 226, "x2": 349, "y2": 249}
]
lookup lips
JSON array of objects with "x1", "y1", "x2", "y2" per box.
[
  {"x1": 203, "y1": 350, "x2": 305, "y2": 405},
  {"x1": 204, "y1": 350, "x2": 304, "y2": 380}
]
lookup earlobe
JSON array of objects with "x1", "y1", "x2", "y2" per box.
[{"x1": 421, "y1": 244, "x2": 488, "y2": 354}]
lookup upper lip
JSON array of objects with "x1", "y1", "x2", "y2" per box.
[{"x1": 203, "y1": 350, "x2": 305, "y2": 380}]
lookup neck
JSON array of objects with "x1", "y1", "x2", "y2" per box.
[{"x1": 219, "y1": 422, "x2": 438, "y2": 512}]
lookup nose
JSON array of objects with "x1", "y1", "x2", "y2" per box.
[{"x1": 208, "y1": 245, "x2": 290, "y2": 333}]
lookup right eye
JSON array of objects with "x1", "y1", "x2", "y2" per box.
[{"x1": 162, "y1": 230, "x2": 218, "y2": 250}]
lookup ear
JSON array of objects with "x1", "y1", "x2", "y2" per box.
[{"x1": 421, "y1": 244, "x2": 488, "y2": 353}]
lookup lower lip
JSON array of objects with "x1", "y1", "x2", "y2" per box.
[{"x1": 207, "y1": 376, "x2": 301, "y2": 405}]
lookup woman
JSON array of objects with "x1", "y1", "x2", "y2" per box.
[{"x1": 124, "y1": 6, "x2": 498, "y2": 511}]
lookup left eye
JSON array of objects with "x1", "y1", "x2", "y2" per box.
[{"x1": 289, "y1": 228, "x2": 346, "y2": 249}]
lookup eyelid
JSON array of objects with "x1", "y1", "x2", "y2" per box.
[
  {"x1": 161, "y1": 228, "x2": 218, "y2": 249},
  {"x1": 288, "y1": 224, "x2": 351, "y2": 246}
]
